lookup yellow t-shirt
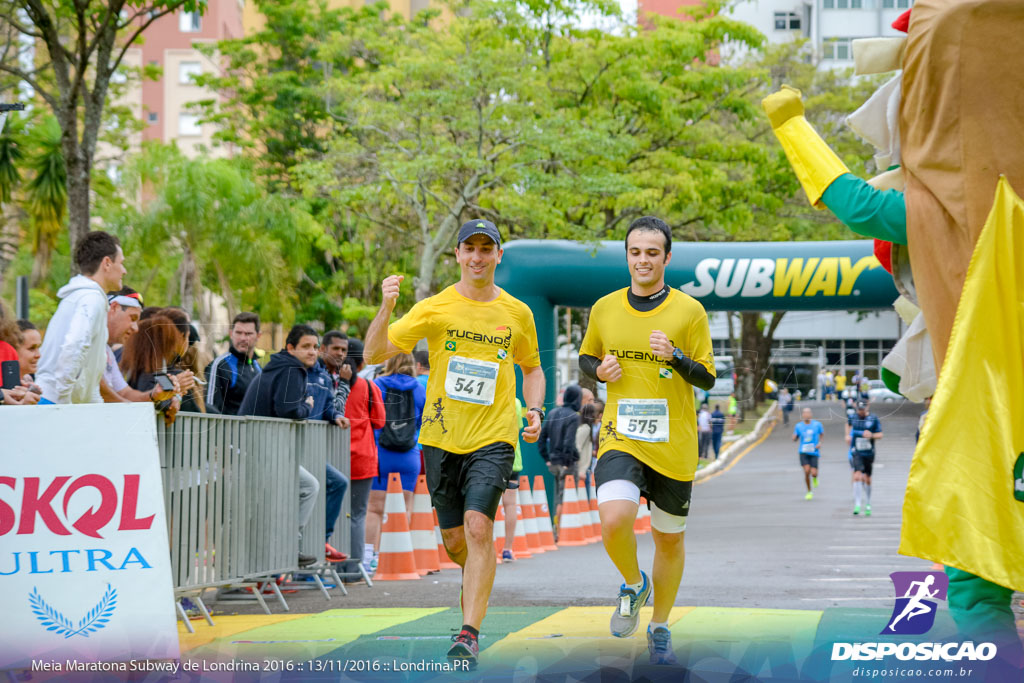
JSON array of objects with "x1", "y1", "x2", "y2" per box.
[
  {"x1": 579, "y1": 288, "x2": 714, "y2": 481},
  {"x1": 388, "y1": 285, "x2": 540, "y2": 454},
  {"x1": 835, "y1": 374, "x2": 847, "y2": 392}
]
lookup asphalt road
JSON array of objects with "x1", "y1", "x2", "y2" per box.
[{"x1": 211, "y1": 400, "x2": 952, "y2": 615}]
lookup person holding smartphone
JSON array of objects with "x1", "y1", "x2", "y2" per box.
[{"x1": 120, "y1": 314, "x2": 188, "y2": 423}]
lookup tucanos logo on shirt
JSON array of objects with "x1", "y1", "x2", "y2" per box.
[
  {"x1": 681, "y1": 256, "x2": 880, "y2": 299},
  {"x1": 446, "y1": 325, "x2": 513, "y2": 349},
  {"x1": 609, "y1": 348, "x2": 672, "y2": 365}
]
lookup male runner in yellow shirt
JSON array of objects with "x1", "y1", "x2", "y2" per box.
[
  {"x1": 578, "y1": 216, "x2": 715, "y2": 665},
  {"x1": 365, "y1": 219, "x2": 545, "y2": 668}
]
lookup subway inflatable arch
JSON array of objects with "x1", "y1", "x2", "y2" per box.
[{"x1": 495, "y1": 238, "x2": 898, "y2": 406}]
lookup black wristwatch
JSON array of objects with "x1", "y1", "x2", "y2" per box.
[{"x1": 527, "y1": 407, "x2": 545, "y2": 423}]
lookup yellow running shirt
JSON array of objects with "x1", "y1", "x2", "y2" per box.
[
  {"x1": 387, "y1": 285, "x2": 540, "y2": 454},
  {"x1": 580, "y1": 288, "x2": 714, "y2": 481}
]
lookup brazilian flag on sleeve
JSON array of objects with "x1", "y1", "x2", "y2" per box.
[{"x1": 900, "y1": 177, "x2": 1024, "y2": 591}]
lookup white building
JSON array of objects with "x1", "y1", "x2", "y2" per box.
[
  {"x1": 723, "y1": 0, "x2": 913, "y2": 68},
  {"x1": 708, "y1": 309, "x2": 904, "y2": 392}
]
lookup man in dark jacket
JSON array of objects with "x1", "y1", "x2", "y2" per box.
[
  {"x1": 240, "y1": 324, "x2": 346, "y2": 566},
  {"x1": 539, "y1": 384, "x2": 583, "y2": 533},
  {"x1": 206, "y1": 312, "x2": 262, "y2": 415},
  {"x1": 308, "y1": 356, "x2": 351, "y2": 562}
]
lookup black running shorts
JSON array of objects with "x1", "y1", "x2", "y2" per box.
[
  {"x1": 423, "y1": 442, "x2": 514, "y2": 529},
  {"x1": 594, "y1": 449, "x2": 692, "y2": 518},
  {"x1": 799, "y1": 453, "x2": 820, "y2": 469},
  {"x1": 852, "y1": 453, "x2": 874, "y2": 476}
]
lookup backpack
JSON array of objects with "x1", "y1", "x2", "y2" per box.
[{"x1": 378, "y1": 385, "x2": 418, "y2": 451}]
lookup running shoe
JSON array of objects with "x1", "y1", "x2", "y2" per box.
[
  {"x1": 865, "y1": 505, "x2": 872, "y2": 517},
  {"x1": 647, "y1": 625, "x2": 678, "y2": 665},
  {"x1": 447, "y1": 631, "x2": 478, "y2": 669},
  {"x1": 853, "y1": 505, "x2": 861, "y2": 516},
  {"x1": 610, "y1": 571, "x2": 651, "y2": 638},
  {"x1": 502, "y1": 549, "x2": 516, "y2": 562},
  {"x1": 805, "y1": 491, "x2": 813, "y2": 501},
  {"x1": 813, "y1": 476, "x2": 819, "y2": 488}
]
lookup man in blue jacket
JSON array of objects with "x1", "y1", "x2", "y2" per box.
[{"x1": 240, "y1": 324, "x2": 347, "y2": 566}]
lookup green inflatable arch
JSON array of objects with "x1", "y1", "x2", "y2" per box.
[{"x1": 493, "y1": 239, "x2": 899, "y2": 484}]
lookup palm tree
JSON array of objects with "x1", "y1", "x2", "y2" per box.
[
  {"x1": 24, "y1": 117, "x2": 67, "y2": 287},
  {"x1": 0, "y1": 112, "x2": 24, "y2": 282}
]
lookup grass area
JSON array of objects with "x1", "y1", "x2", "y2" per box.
[{"x1": 730, "y1": 401, "x2": 777, "y2": 438}]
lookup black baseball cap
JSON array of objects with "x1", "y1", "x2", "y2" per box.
[{"x1": 457, "y1": 219, "x2": 501, "y2": 247}]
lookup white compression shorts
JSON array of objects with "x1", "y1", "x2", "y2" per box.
[{"x1": 596, "y1": 479, "x2": 687, "y2": 534}]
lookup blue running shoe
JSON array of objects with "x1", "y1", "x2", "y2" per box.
[
  {"x1": 609, "y1": 571, "x2": 651, "y2": 638},
  {"x1": 647, "y1": 625, "x2": 678, "y2": 665}
]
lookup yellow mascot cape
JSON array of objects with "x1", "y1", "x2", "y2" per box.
[{"x1": 899, "y1": 177, "x2": 1024, "y2": 591}]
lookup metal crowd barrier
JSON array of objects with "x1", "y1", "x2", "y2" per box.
[{"x1": 155, "y1": 413, "x2": 352, "y2": 627}]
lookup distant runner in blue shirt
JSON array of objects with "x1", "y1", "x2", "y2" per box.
[{"x1": 792, "y1": 407, "x2": 824, "y2": 501}]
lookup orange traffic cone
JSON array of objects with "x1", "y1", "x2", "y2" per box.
[
  {"x1": 557, "y1": 475, "x2": 588, "y2": 546},
  {"x1": 588, "y1": 472, "x2": 601, "y2": 542},
  {"x1": 493, "y1": 504, "x2": 505, "y2": 563},
  {"x1": 576, "y1": 476, "x2": 597, "y2": 543},
  {"x1": 518, "y1": 476, "x2": 544, "y2": 554},
  {"x1": 511, "y1": 492, "x2": 533, "y2": 559},
  {"x1": 434, "y1": 509, "x2": 460, "y2": 570},
  {"x1": 634, "y1": 497, "x2": 651, "y2": 534},
  {"x1": 411, "y1": 476, "x2": 440, "y2": 575},
  {"x1": 532, "y1": 475, "x2": 557, "y2": 551},
  {"x1": 375, "y1": 473, "x2": 420, "y2": 580}
]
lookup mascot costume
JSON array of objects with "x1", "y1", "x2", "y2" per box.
[{"x1": 762, "y1": 0, "x2": 1024, "y2": 668}]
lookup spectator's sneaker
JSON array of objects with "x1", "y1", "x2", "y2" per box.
[
  {"x1": 865, "y1": 505, "x2": 872, "y2": 517},
  {"x1": 446, "y1": 631, "x2": 478, "y2": 669},
  {"x1": 298, "y1": 552, "x2": 317, "y2": 567},
  {"x1": 647, "y1": 625, "x2": 678, "y2": 665},
  {"x1": 853, "y1": 505, "x2": 861, "y2": 516},
  {"x1": 369, "y1": 553, "x2": 379, "y2": 573},
  {"x1": 180, "y1": 598, "x2": 201, "y2": 619},
  {"x1": 804, "y1": 491, "x2": 813, "y2": 501},
  {"x1": 502, "y1": 549, "x2": 515, "y2": 562},
  {"x1": 325, "y1": 543, "x2": 348, "y2": 562},
  {"x1": 610, "y1": 571, "x2": 651, "y2": 638}
]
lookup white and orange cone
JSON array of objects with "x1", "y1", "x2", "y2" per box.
[
  {"x1": 410, "y1": 475, "x2": 440, "y2": 575},
  {"x1": 576, "y1": 476, "x2": 597, "y2": 543},
  {"x1": 532, "y1": 475, "x2": 558, "y2": 551},
  {"x1": 375, "y1": 473, "x2": 420, "y2": 581},
  {"x1": 518, "y1": 476, "x2": 543, "y2": 555},
  {"x1": 557, "y1": 475, "x2": 588, "y2": 546}
]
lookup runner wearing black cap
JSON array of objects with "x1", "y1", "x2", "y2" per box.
[
  {"x1": 847, "y1": 400, "x2": 883, "y2": 515},
  {"x1": 364, "y1": 219, "x2": 545, "y2": 668}
]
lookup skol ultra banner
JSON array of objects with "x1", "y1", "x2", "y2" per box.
[{"x1": 0, "y1": 403, "x2": 179, "y2": 671}]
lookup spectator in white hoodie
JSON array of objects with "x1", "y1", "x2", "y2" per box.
[{"x1": 36, "y1": 232, "x2": 126, "y2": 404}]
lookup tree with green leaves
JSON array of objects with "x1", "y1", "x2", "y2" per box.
[
  {"x1": 0, "y1": 0, "x2": 205, "y2": 253},
  {"x1": 100, "y1": 143, "x2": 324, "y2": 324}
]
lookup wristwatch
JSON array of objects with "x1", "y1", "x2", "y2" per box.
[
  {"x1": 671, "y1": 347, "x2": 686, "y2": 363},
  {"x1": 527, "y1": 407, "x2": 545, "y2": 423}
]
